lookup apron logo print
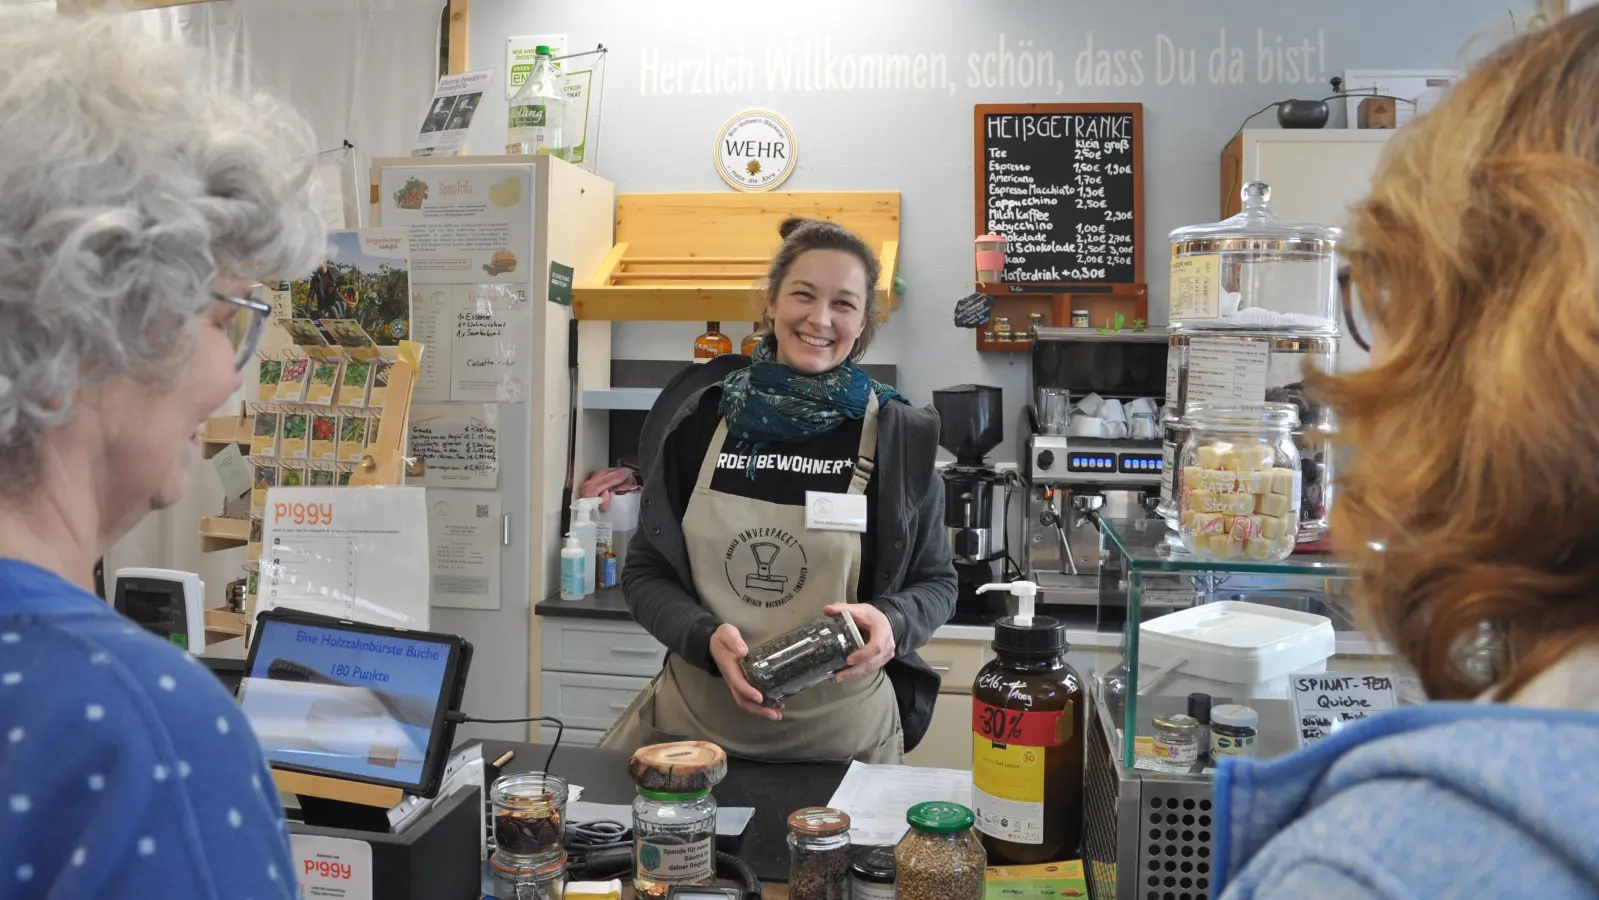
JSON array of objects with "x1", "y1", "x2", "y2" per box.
[
  {"x1": 812, "y1": 497, "x2": 833, "y2": 518},
  {"x1": 724, "y1": 527, "x2": 808, "y2": 609}
]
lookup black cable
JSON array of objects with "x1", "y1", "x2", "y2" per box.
[
  {"x1": 717, "y1": 850, "x2": 762, "y2": 899},
  {"x1": 447, "y1": 713, "x2": 564, "y2": 773}
]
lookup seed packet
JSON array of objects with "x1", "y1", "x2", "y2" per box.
[
  {"x1": 340, "y1": 359, "x2": 373, "y2": 408},
  {"x1": 368, "y1": 360, "x2": 392, "y2": 409},
  {"x1": 338, "y1": 415, "x2": 368, "y2": 463},
  {"x1": 308, "y1": 467, "x2": 337, "y2": 486},
  {"x1": 310, "y1": 414, "x2": 338, "y2": 461},
  {"x1": 275, "y1": 357, "x2": 310, "y2": 402},
  {"x1": 250, "y1": 411, "x2": 280, "y2": 457},
  {"x1": 305, "y1": 360, "x2": 340, "y2": 406},
  {"x1": 281, "y1": 318, "x2": 329, "y2": 348},
  {"x1": 252, "y1": 463, "x2": 277, "y2": 510},
  {"x1": 246, "y1": 516, "x2": 263, "y2": 563},
  {"x1": 256, "y1": 360, "x2": 283, "y2": 404},
  {"x1": 279, "y1": 464, "x2": 305, "y2": 487},
  {"x1": 336, "y1": 468, "x2": 353, "y2": 486},
  {"x1": 366, "y1": 414, "x2": 383, "y2": 447},
  {"x1": 280, "y1": 412, "x2": 309, "y2": 459},
  {"x1": 245, "y1": 568, "x2": 258, "y2": 612}
]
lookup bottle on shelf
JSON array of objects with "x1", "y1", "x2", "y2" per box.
[
  {"x1": 694, "y1": 322, "x2": 732, "y2": 362},
  {"x1": 568, "y1": 498, "x2": 599, "y2": 596},
  {"x1": 506, "y1": 45, "x2": 567, "y2": 158},
  {"x1": 740, "y1": 322, "x2": 764, "y2": 356},
  {"x1": 559, "y1": 534, "x2": 585, "y2": 601}
]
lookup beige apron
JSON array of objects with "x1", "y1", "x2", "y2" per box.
[{"x1": 603, "y1": 393, "x2": 902, "y2": 763}]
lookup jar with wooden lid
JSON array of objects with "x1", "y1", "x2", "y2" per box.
[
  {"x1": 787, "y1": 807, "x2": 851, "y2": 900},
  {"x1": 629, "y1": 742, "x2": 726, "y2": 899}
]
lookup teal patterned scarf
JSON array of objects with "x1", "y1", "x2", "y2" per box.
[{"x1": 719, "y1": 336, "x2": 903, "y2": 468}]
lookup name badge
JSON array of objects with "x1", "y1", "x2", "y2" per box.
[{"x1": 805, "y1": 491, "x2": 868, "y2": 533}]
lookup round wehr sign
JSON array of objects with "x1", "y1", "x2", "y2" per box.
[{"x1": 715, "y1": 110, "x2": 797, "y2": 192}]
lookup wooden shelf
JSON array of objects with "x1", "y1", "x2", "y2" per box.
[
  {"x1": 203, "y1": 608, "x2": 248, "y2": 637},
  {"x1": 201, "y1": 415, "x2": 253, "y2": 459},
  {"x1": 574, "y1": 191, "x2": 902, "y2": 321},
  {"x1": 199, "y1": 516, "x2": 250, "y2": 553}
]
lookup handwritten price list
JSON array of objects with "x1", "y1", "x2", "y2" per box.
[{"x1": 980, "y1": 109, "x2": 1139, "y2": 284}]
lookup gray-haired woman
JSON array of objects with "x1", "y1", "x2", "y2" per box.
[{"x1": 0, "y1": 16, "x2": 325, "y2": 900}]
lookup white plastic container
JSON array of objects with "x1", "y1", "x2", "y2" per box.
[
  {"x1": 560, "y1": 534, "x2": 586, "y2": 601},
  {"x1": 599, "y1": 490, "x2": 640, "y2": 575},
  {"x1": 1137, "y1": 600, "x2": 1335, "y2": 699},
  {"x1": 569, "y1": 499, "x2": 599, "y2": 596}
]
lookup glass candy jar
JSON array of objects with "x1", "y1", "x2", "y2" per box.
[
  {"x1": 1168, "y1": 181, "x2": 1342, "y2": 334},
  {"x1": 1178, "y1": 403, "x2": 1301, "y2": 561},
  {"x1": 488, "y1": 851, "x2": 568, "y2": 900},
  {"x1": 895, "y1": 802, "x2": 986, "y2": 900},
  {"x1": 740, "y1": 613, "x2": 864, "y2": 707}
]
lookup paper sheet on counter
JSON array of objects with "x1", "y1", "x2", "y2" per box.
[{"x1": 824, "y1": 761, "x2": 972, "y2": 846}]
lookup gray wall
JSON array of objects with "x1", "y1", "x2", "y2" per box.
[{"x1": 469, "y1": 0, "x2": 1516, "y2": 462}]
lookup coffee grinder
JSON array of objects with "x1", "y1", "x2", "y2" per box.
[{"x1": 933, "y1": 384, "x2": 1010, "y2": 622}]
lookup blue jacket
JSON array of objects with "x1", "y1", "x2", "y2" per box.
[
  {"x1": 1215, "y1": 703, "x2": 1599, "y2": 898},
  {"x1": 0, "y1": 559, "x2": 294, "y2": 899}
]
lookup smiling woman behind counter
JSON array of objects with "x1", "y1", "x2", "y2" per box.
[{"x1": 608, "y1": 217, "x2": 957, "y2": 763}]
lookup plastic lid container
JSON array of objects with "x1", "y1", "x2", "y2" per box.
[
  {"x1": 1168, "y1": 181, "x2": 1343, "y2": 334},
  {"x1": 1139, "y1": 600, "x2": 1335, "y2": 685},
  {"x1": 906, "y1": 801, "x2": 975, "y2": 834},
  {"x1": 1212, "y1": 704, "x2": 1259, "y2": 729}
]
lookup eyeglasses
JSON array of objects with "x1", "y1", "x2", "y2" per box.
[
  {"x1": 1337, "y1": 265, "x2": 1371, "y2": 353},
  {"x1": 212, "y1": 286, "x2": 272, "y2": 371}
]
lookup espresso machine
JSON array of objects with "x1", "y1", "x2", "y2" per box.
[
  {"x1": 932, "y1": 384, "x2": 1011, "y2": 622},
  {"x1": 1023, "y1": 328, "x2": 1169, "y2": 606}
]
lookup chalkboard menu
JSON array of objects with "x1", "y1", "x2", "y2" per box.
[{"x1": 974, "y1": 103, "x2": 1144, "y2": 287}]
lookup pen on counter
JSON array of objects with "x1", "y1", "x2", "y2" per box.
[{"x1": 492, "y1": 750, "x2": 515, "y2": 768}]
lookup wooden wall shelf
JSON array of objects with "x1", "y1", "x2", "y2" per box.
[
  {"x1": 201, "y1": 414, "x2": 253, "y2": 460},
  {"x1": 574, "y1": 191, "x2": 902, "y2": 321},
  {"x1": 199, "y1": 516, "x2": 250, "y2": 553},
  {"x1": 975, "y1": 284, "x2": 1149, "y2": 352}
]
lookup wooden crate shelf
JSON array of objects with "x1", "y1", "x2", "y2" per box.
[
  {"x1": 201, "y1": 414, "x2": 253, "y2": 459},
  {"x1": 199, "y1": 516, "x2": 250, "y2": 553},
  {"x1": 574, "y1": 191, "x2": 902, "y2": 321}
]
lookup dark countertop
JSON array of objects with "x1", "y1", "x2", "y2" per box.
[
  {"x1": 535, "y1": 586, "x2": 633, "y2": 621},
  {"x1": 474, "y1": 739, "x2": 850, "y2": 885}
]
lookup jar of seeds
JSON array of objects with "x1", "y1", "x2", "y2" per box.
[
  {"x1": 630, "y1": 742, "x2": 727, "y2": 900},
  {"x1": 740, "y1": 613, "x2": 865, "y2": 707},
  {"x1": 788, "y1": 807, "x2": 851, "y2": 900},
  {"x1": 490, "y1": 773, "x2": 569, "y2": 868},
  {"x1": 895, "y1": 801, "x2": 985, "y2": 900}
]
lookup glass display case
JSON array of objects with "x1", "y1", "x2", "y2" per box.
[{"x1": 1082, "y1": 517, "x2": 1371, "y2": 900}]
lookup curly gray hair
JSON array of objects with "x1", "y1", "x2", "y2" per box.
[{"x1": 0, "y1": 14, "x2": 327, "y2": 492}]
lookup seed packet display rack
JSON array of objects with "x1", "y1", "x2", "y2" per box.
[{"x1": 197, "y1": 333, "x2": 423, "y2": 646}]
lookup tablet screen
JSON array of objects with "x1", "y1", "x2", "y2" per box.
[{"x1": 239, "y1": 616, "x2": 459, "y2": 791}]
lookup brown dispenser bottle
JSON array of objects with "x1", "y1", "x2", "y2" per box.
[
  {"x1": 970, "y1": 580, "x2": 1086, "y2": 865},
  {"x1": 740, "y1": 323, "x2": 764, "y2": 356},
  {"x1": 694, "y1": 322, "x2": 732, "y2": 362}
]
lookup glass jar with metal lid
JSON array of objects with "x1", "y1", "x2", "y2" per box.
[
  {"x1": 788, "y1": 807, "x2": 852, "y2": 900},
  {"x1": 1178, "y1": 403, "x2": 1301, "y2": 561},
  {"x1": 1151, "y1": 713, "x2": 1200, "y2": 767},
  {"x1": 849, "y1": 845, "x2": 897, "y2": 900},
  {"x1": 896, "y1": 802, "x2": 985, "y2": 900},
  {"x1": 1168, "y1": 181, "x2": 1343, "y2": 333}
]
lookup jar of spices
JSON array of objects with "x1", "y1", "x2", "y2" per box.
[
  {"x1": 849, "y1": 845, "x2": 897, "y2": 900},
  {"x1": 992, "y1": 316, "x2": 1013, "y2": 342},
  {"x1": 1151, "y1": 713, "x2": 1200, "y2": 767},
  {"x1": 1027, "y1": 312, "x2": 1047, "y2": 339},
  {"x1": 740, "y1": 613, "x2": 864, "y2": 707},
  {"x1": 630, "y1": 742, "x2": 726, "y2": 899},
  {"x1": 488, "y1": 851, "x2": 568, "y2": 899},
  {"x1": 490, "y1": 773, "x2": 568, "y2": 869},
  {"x1": 896, "y1": 801, "x2": 986, "y2": 900},
  {"x1": 787, "y1": 807, "x2": 851, "y2": 900},
  {"x1": 1071, "y1": 309, "x2": 1090, "y2": 328},
  {"x1": 1210, "y1": 704, "x2": 1259, "y2": 759},
  {"x1": 1177, "y1": 402, "x2": 1301, "y2": 561}
]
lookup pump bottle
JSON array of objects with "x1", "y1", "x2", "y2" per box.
[
  {"x1": 970, "y1": 580, "x2": 1086, "y2": 865},
  {"x1": 560, "y1": 534, "x2": 586, "y2": 601},
  {"x1": 569, "y1": 499, "x2": 600, "y2": 596}
]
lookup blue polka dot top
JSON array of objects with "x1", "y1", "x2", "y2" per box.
[{"x1": 0, "y1": 559, "x2": 294, "y2": 899}]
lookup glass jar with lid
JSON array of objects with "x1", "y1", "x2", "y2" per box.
[
  {"x1": 1178, "y1": 403, "x2": 1301, "y2": 561},
  {"x1": 788, "y1": 807, "x2": 852, "y2": 900},
  {"x1": 895, "y1": 802, "x2": 985, "y2": 900},
  {"x1": 630, "y1": 742, "x2": 726, "y2": 899},
  {"x1": 488, "y1": 850, "x2": 568, "y2": 899},
  {"x1": 490, "y1": 772, "x2": 568, "y2": 869},
  {"x1": 1168, "y1": 181, "x2": 1342, "y2": 333},
  {"x1": 740, "y1": 613, "x2": 864, "y2": 707}
]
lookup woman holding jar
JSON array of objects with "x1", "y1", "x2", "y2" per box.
[
  {"x1": 1215, "y1": 10, "x2": 1599, "y2": 898},
  {"x1": 612, "y1": 217, "x2": 956, "y2": 763}
]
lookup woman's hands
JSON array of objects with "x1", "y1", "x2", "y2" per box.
[
  {"x1": 826, "y1": 602, "x2": 897, "y2": 681},
  {"x1": 709, "y1": 623, "x2": 782, "y2": 721}
]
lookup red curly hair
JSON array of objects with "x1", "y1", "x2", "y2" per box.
[{"x1": 1317, "y1": 8, "x2": 1599, "y2": 700}]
